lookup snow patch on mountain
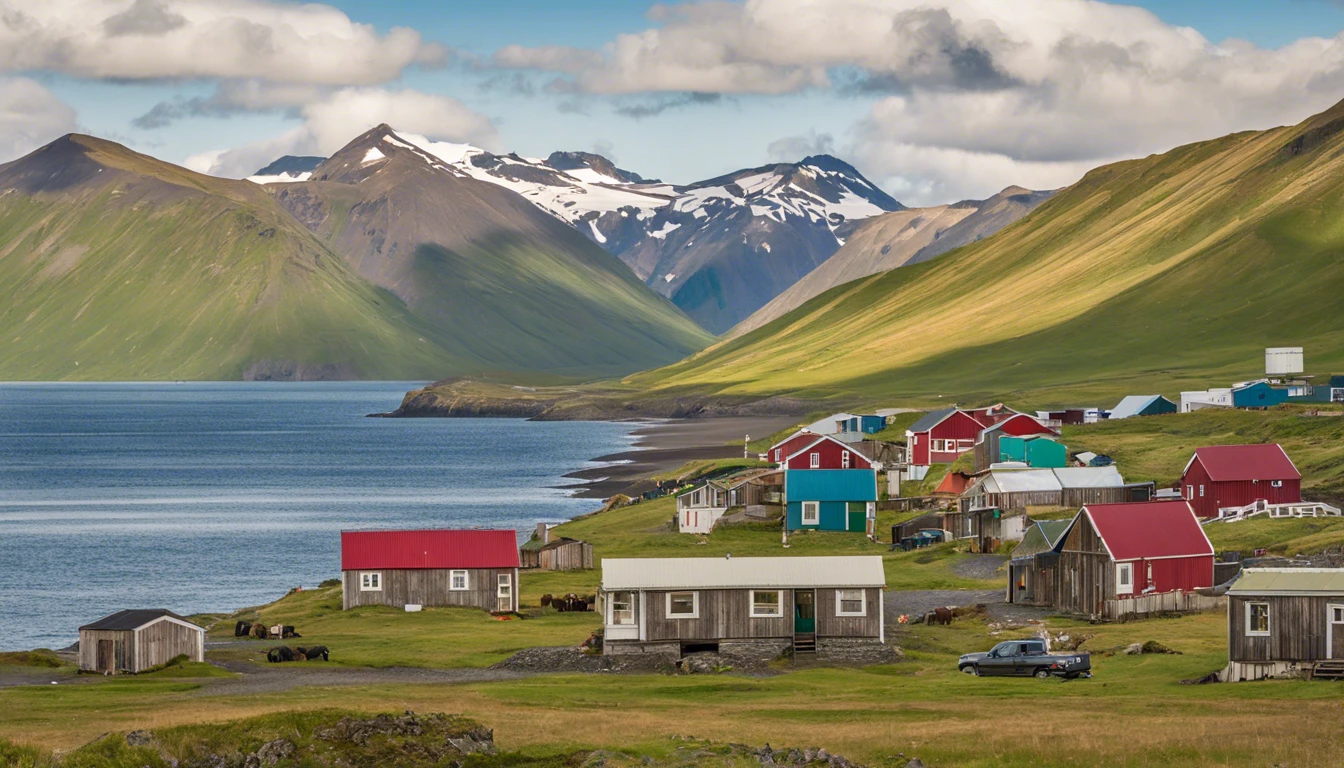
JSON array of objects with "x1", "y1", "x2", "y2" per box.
[{"x1": 246, "y1": 171, "x2": 311, "y2": 184}]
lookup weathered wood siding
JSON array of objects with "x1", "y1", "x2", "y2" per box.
[
  {"x1": 79, "y1": 629, "x2": 132, "y2": 673},
  {"x1": 643, "y1": 588, "x2": 794, "y2": 642},
  {"x1": 815, "y1": 588, "x2": 882, "y2": 638},
  {"x1": 1054, "y1": 515, "x2": 1112, "y2": 615},
  {"x1": 1228, "y1": 595, "x2": 1344, "y2": 662},
  {"x1": 1103, "y1": 592, "x2": 1224, "y2": 620},
  {"x1": 135, "y1": 620, "x2": 203, "y2": 671},
  {"x1": 342, "y1": 568, "x2": 516, "y2": 612},
  {"x1": 539, "y1": 541, "x2": 593, "y2": 571},
  {"x1": 639, "y1": 587, "x2": 882, "y2": 642},
  {"x1": 1062, "y1": 486, "x2": 1139, "y2": 507}
]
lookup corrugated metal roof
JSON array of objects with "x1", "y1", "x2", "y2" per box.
[
  {"x1": 785, "y1": 469, "x2": 878, "y2": 501},
  {"x1": 341, "y1": 529, "x2": 520, "y2": 570},
  {"x1": 906, "y1": 407, "x2": 958, "y2": 434},
  {"x1": 1110, "y1": 395, "x2": 1166, "y2": 420},
  {"x1": 1053, "y1": 466, "x2": 1125, "y2": 488},
  {"x1": 1081, "y1": 501, "x2": 1212, "y2": 561},
  {"x1": 1190, "y1": 444, "x2": 1300, "y2": 482},
  {"x1": 79, "y1": 609, "x2": 191, "y2": 632},
  {"x1": 601, "y1": 556, "x2": 886, "y2": 590},
  {"x1": 1011, "y1": 520, "x2": 1073, "y2": 560},
  {"x1": 1227, "y1": 568, "x2": 1344, "y2": 595}
]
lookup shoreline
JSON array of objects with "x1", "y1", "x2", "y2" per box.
[{"x1": 559, "y1": 416, "x2": 797, "y2": 500}]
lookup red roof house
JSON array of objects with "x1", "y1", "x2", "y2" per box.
[
  {"x1": 768, "y1": 430, "x2": 825, "y2": 464},
  {"x1": 780, "y1": 434, "x2": 877, "y2": 471},
  {"x1": 340, "y1": 529, "x2": 520, "y2": 612},
  {"x1": 1053, "y1": 501, "x2": 1213, "y2": 615},
  {"x1": 1180, "y1": 444, "x2": 1302, "y2": 519},
  {"x1": 905, "y1": 408, "x2": 992, "y2": 473}
]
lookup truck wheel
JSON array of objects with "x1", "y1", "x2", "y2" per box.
[
  {"x1": 962, "y1": 665, "x2": 979, "y2": 676},
  {"x1": 1034, "y1": 668, "x2": 1051, "y2": 679}
]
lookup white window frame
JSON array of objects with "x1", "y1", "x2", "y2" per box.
[
  {"x1": 750, "y1": 590, "x2": 783, "y2": 618},
  {"x1": 836, "y1": 589, "x2": 867, "y2": 617},
  {"x1": 666, "y1": 591, "x2": 699, "y2": 619},
  {"x1": 359, "y1": 572, "x2": 382, "y2": 592},
  {"x1": 810, "y1": 452, "x2": 820, "y2": 468},
  {"x1": 1199, "y1": 484, "x2": 1205, "y2": 497},
  {"x1": 1115, "y1": 562, "x2": 1134, "y2": 595},
  {"x1": 1186, "y1": 484, "x2": 1193, "y2": 500},
  {"x1": 450, "y1": 570, "x2": 469, "y2": 591},
  {"x1": 841, "y1": 451, "x2": 851, "y2": 469},
  {"x1": 1246, "y1": 602, "x2": 1270, "y2": 637},
  {"x1": 609, "y1": 591, "x2": 636, "y2": 625},
  {"x1": 1270, "y1": 480, "x2": 1283, "y2": 488},
  {"x1": 497, "y1": 573, "x2": 513, "y2": 610},
  {"x1": 801, "y1": 501, "x2": 820, "y2": 526}
]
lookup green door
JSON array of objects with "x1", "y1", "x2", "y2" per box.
[
  {"x1": 794, "y1": 590, "x2": 815, "y2": 633},
  {"x1": 847, "y1": 502, "x2": 867, "y2": 532}
]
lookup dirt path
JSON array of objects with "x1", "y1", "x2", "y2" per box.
[
  {"x1": 951, "y1": 554, "x2": 1008, "y2": 581},
  {"x1": 883, "y1": 588, "x2": 1052, "y2": 626}
]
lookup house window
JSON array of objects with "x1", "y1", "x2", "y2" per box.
[
  {"x1": 801, "y1": 501, "x2": 820, "y2": 526},
  {"x1": 1271, "y1": 480, "x2": 1283, "y2": 488},
  {"x1": 1199, "y1": 485, "x2": 1205, "y2": 497},
  {"x1": 1333, "y1": 606, "x2": 1344, "y2": 623},
  {"x1": 774, "y1": 449, "x2": 781, "y2": 461},
  {"x1": 450, "y1": 570, "x2": 469, "y2": 591},
  {"x1": 360, "y1": 572, "x2": 382, "y2": 592},
  {"x1": 1246, "y1": 602, "x2": 1270, "y2": 636},
  {"x1": 1116, "y1": 563, "x2": 1134, "y2": 595},
  {"x1": 693, "y1": 489, "x2": 703, "y2": 506},
  {"x1": 667, "y1": 591, "x2": 699, "y2": 618},
  {"x1": 810, "y1": 452, "x2": 820, "y2": 468},
  {"x1": 836, "y1": 589, "x2": 866, "y2": 616},
  {"x1": 609, "y1": 591, "x2": 635, "y2": 625},
  {"x1": 750, "y1": 590, "x2": 783, "y2": 618},
  {"x1": 842, "y1": 451, "x2": 851, "y2": 469}
]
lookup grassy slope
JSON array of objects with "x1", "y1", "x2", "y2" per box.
[
  {"x1": 0, "y1": 137, "x2": 471, "y2": 380},
  {"x1": 627, "y1": 103, "x2": 1344, "y2": 407},
  {"x1": 299, "y1": 176, "x2": 712, "y2": 378}
]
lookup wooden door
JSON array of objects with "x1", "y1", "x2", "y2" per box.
[
  {"x1": 794, "y1": 590, "x2": 815, "y2": 633},
  {"x1": 1330, "y1": 604, "x2": 1344, "y2": 659},
  {"x1": 96, "y1": 639, "x2": 114, "y2": 672}
]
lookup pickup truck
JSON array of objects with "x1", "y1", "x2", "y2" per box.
[{"x1": 958, "y1": 639, "x2": 1091, "y2": 679}]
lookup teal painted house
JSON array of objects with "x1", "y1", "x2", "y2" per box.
[
  {"x1": 998, "y1": 436, "x2": 1068, "y2": 468},
  {"x1": 785, "y1": 470, "x2": 878, "y2": 532},
  {"x1": 1232, "y1": 381, "x2": 1288, "y2": 409},
  {"x1": 1287, "y1": 376, "x2": 1344, "y2": 404}
]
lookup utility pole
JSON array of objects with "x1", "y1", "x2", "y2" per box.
[{"x1": 744, "y1": 434, "x2": 750, "y2": 459}]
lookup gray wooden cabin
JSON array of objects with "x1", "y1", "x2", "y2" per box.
[
  {"x1": 599, "y1": 555, "x2": 886, "y2": 660},
  {"x1": 340, "y1": 529, "x2": 521, "y2": 613},
  {"x1": 1224, "y1": 568, "x2": 1344, "y2": 681},
  {"x1": 78, "y1": 609, "x2": 204, "y2": 675}
]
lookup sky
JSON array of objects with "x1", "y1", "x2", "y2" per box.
[{"x1": 4, "y1": 0, "x2": 1344, "y2": 206}]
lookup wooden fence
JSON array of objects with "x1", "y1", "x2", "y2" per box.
[{"x1": 1102, "y1": 591, "x2": 1226, "y2": 620}]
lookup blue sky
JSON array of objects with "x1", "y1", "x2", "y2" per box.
[{"x1": 9, "y1": 0, "x2": 1344, "y2": 205}]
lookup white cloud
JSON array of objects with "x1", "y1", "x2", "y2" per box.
[
  {"x1": 0, "y1": 0, "x2": 445, "y2": 85},
  {"x1": 187, "y1": 88, "x2": 500, "y2": 178},
  {"x1": 494, "y1": 0, "x2": 1344, "y2": 202},
  {"x1": 0, "y1": 78, "x2": 78, "y2": 162}
]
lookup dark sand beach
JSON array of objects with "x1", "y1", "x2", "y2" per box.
[{"x1": 561, "y1": 416, "x2": 798, "y2": 499}]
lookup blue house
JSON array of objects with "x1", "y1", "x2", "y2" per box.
[
  {"x1": 1232, "y1": 381, "x2": 1288, "y2": 409},
  {"x1": 784, "y1": 469, "x2": 878, "y2": 534},
  {"x1": 1287, "y1": 376, "x2": 1344, "y2": 404},
  {"x1": 804, "y1": 412, "x2": 886, "y2": 443}
]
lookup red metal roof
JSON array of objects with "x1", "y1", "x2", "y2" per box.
[
  {"x1": 1188, "y1": 444, "x2": 1300, "y2": 482},
  {"x1": 934, "y1": 471, "x2": 973, "y2": 495},
  {"x1": 1081, "y1": 501, "x2": 1213, "y2": 562},
  {"x1": 341, "y1": 529, "x2": 520, "y2": 570}
]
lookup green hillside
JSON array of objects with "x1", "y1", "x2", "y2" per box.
[
  {"x1": 628, "y1": 100, "x2": 1344, "y2": 406},
  {"x1": 0, "y1": 134, "x2": 710, "y2": 381}
]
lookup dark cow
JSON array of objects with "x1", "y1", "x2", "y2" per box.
[
  {"x1": 250, "y1": 623, "x2": 268, "y2": 639},
  {"x1": 281, "y1": 625, "x2": 300, "y2": 639},
  {"x1": 304, "y1": 645, "x2": 330, "y2": 661},
  {"x1": 266, "y1": 646, "x2": 296, "y2": 663},
  {"x1": 928, "y1": 607, "x2": 953, "y2": 626},
  {"x1": 540, "y1": 594, "x2": 554, "y2": 608},
  {"x1": 234, "y1": 621, "x2": 252, "y2": 637}
]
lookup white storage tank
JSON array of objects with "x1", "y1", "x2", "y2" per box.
[{"x1": 1265, "y1": 347, "x2": 1303, "y2": 377}]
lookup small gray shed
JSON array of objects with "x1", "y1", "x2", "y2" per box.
[{"x1": 78, "y1": 609, "x2": 205, "y2": 675}]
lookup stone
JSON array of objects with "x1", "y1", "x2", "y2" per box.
[
  {"x1": 906, "y1": 759, "x2": 926, "y2": 768},
  {"x1": 125, "y1": 730, "x2": 153, "y2": 746},
  {"x1": 1123, "y1": 642, "x2": 1144, "y2": 655}
]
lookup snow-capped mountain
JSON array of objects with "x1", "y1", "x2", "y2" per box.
[
  {"x1": 247, "y1": 155, "x2": 324, "y2": 184},
  {"x1": 249, "y1": 128, "x2": 902, "y2": 334}
]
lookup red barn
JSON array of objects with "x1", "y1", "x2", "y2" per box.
[
  {"x1": 768, "y1": 430, "x2": 825, "y2": 464},
  {"x1": 1053, "y1": 501, "x2": 1213, "y2": 615},
  {"x1": 1180, "y1": 444, "x2": 1302, "y2": 519},
  {"x1": 781, "y1": 435, "x2": 876, "y2": 470},
  {"x1": 905, "y1": 408, "x2": 992, "y2": 474},
  {"x1": 340, "y1": 529, "x2": 520, "y2": 612}
]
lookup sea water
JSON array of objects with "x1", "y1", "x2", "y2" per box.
[{"x1": 0, "y1": 382, "x2": 634, "y2": 650}]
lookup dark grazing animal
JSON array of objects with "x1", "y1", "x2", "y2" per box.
[
  {"x1": 304, "y1": 645, "x2": 329, "y2": 661},
  {"x1": 282, "y1": 625, "x2": 300, "y2": 639},
  {"x1": 250, "y1": 623, "x2": 268, "y2": 639},
  {"x1": 234, "y1": 621, "x2": 252, "y2": 637},
  {"x1": 540, "y1": 594, "x2": 554, "y2": 608},
  {"x1": 266, "y1": 646, "x2": 296, "y2": 663},
  {"x1": 930, "y1": 607, "x2": 953, "y2": 626}
]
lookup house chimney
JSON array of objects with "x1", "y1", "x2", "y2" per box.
[{"x1": 536, "y1": 521, "x2": 549, "y2": 544}]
